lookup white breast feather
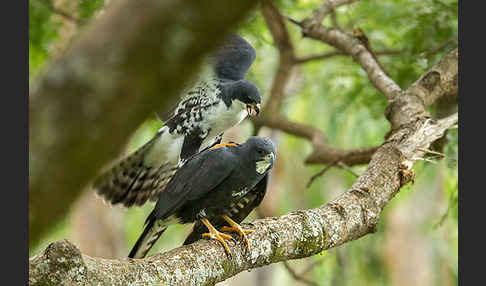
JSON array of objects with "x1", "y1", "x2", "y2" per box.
[
  {"x1": 200, "y1": 100, "x2": 248, "y2": 150},
  {"x1": 143, "y1": 72, "x2": 249, "y2": 164},
  {"x1": 144, "y1": 126, "x2": 184, "y2": 166}
]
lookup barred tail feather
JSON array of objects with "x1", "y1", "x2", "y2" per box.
[
  {"x1": 93, "y1": 129, "x2": 178, "y2": 207},
  {"x1": 128, "y1": 214, "x2": 168, "y2": 259}
]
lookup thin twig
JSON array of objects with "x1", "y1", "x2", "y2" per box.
[
  {"x1": 307, "y1": 160, "x2": 359, "y2": 188},
  {"x1": 301, "y1": 256, "x2": 331, "y2": 275},
  {"x1": 295, "y1": 51, "x2": 346, "y2": 63},
  {"x1": 295, "y1": 49, "x2": 400, "y2": 64},
  {"x1": 337, "y1": 162, "x2": 359, "y2": 177},
  {"x1": 353, "y1": 27, "x2": 388, "y2": 75},
  {"x1": 285, "y1": 15, "x2": 303, "y2": 27},
  {"x1": 307, "y1": 160, "x2": 340, "y2": 188},
  {"x1": 411, "y1": 157, "x2": 438, "y2": 164},
  {"x1": 283, "y1": 261, "x2": 320, "y2": 286},
  {"x1": 421, "y1": 37, "x2": 457, "y2": 58},
  {"x1": 307, "y1": 158, "x2": 359, "y2": 188},
  {"x1": 433, "y1": 187, "x2": 456, "y2": 229},
  {"x1": 327, "y1": 2, "x2": 339, "y2": 28},
  {"x1": 416, "y1": 148, "x2": 446, "y2": 158},
  {"x1": 311, "y1": 0, "x2": 360, "y2": 27},
  {"x1": 433, "y1": 205, "x2": 450, "y2": 229}
]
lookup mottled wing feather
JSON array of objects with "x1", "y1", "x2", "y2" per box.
[
  {"x1": 183, "y1": 173, "x2": 269, "y2": 245},
  {"x1": 95, "y1": 77, "x2": 222, "y2": 207},
  {"x1": 165, "y1": 79, "x2": 221, "y2": 136},
  {"x1": 157, "y1": 66, "x2": 220, "y2": 122}
]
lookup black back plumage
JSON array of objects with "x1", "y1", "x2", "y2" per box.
[
  {"x1": 93, "y1": 34, "x2": 260, "y2": 208},
  {"x1": 128, "y1": 137, "x2": 275, "y2": 259}
]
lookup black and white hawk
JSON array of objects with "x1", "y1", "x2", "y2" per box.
[
  {"x1": 93, "y1": 34, "x2": 262, "y2": 208},
  {"x1": 128, "y1": 136, "x2": 276, "y2": 259}
]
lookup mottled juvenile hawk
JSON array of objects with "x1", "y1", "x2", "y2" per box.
[
  {"x1": 128, "y1": 137, "x2": 276, "y2": 259},
  {"x1": 93, "y1": 34, "x2": 261, "y2": 207}
]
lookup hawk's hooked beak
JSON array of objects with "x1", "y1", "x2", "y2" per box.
[{"x1": 246, "y1": 103, "x2": 261, "y2": 117}]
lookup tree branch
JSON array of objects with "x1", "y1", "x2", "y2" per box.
[
  {"x1": 385, "y1": 48, "x2": 458, "y2": 130},
  {"x1": 29, "y1": 113, "x2": 457, "y2": 286},
  {"x1": 30, "y1": 48, "x2": 458, "y2": 284},
  {"x1": 283, "y1": 261, "x2": 320, "y2": 286},
  {"x1": 294, "y1": 49, "x2": 400, "y2": 64},
  {"x1": 253, "y1": 116, "x2": 378, "y2": 166},
  {"x1": 298, "y1": 3, "x2": 458, "y2": 129},
  {"x1": 299, "y1": 24, "x2": 402, "y2": 100},
  {"x1": 29, "y1": 0, "x2": 259, "y2": 247},
  {"x1": 261, "y1": 0, "x2": 296, "y2": 119},
  {"x1": 256, "y1": 1, "x2": 402, "y2": 169},
  {"x1": 307, "y1": 160, "x2": 359, "y2": 189},
  {"x1": 294, "y1": 1, "x2": 402, "y2": 101},
  {"x1": 304, "y1": 0, "x2": 360, "y2": 29},
  {"x1": 29, "y1": 3, "x2": 458, "y2": 284}
]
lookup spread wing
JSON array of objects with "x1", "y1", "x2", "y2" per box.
[
  {"x1": 159, "y1": 33, "x2": 256, "y2": 119},
  {"x1": 151, "y1": 148, "x2": 236, "y2": 220},
  {"x1": 156, "y1": 58, "x2": 221, "y2": 122},
  {"x1": 211, "y1": 34, "x2": 256, "y2": 81},
  {"x1": 164, "y1": 75, "x2": 221, "y2": 133},
  {"x1": 183, "y1": 173, "x2": 269, "y2": 245},
  {"x1": 93, "y1": 129, "x2": 178, "y2": 207}
]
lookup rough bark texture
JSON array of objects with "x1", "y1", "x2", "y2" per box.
[
  {"x1": 261, "y1": 0, "x2": 295, "y2": 119},
  {"x1": 306, "y1": 0, "x2": 360, "y2": 27},
  {"x1": 385, "y1": 49, "x2": 459, "y2": 130},
  {"x1": 29, "y1": 47, "x2": 458, "y2": 285},
  {"x1": 299, "y1": 19, "x2": 403, "y2": 101},
  {"x1": 29, "y1": 0, "x2": 259, "y2": 247},
  {"x1": 294, "y1": 49, "x2": 400, "y2": 64}
]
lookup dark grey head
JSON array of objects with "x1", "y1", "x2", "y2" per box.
[
  {"x1": 212, "y1": 34, "x2": 256, "y2": 81},
  {"x1": 223, "y1": 80, "x2": 261, "y2": 116},
  {"x1": 239, "y1": 136, "x2": 276, "y2": 174}
]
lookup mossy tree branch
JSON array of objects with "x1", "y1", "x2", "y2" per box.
[{"x1": 29, "y1": 47, "x2": 458, "y2": 285}]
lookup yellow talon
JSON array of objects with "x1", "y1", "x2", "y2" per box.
[
  {"x1": 221, "y1": 215, "x2": 253, "y2": 251},
  {"x1": 200, "y1": 218, "x2": 233, "y2": 255}
]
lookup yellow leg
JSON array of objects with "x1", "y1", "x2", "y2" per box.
[
  {"x1": 220, "y1": 215, "x2": 254, "y2": 251},
  {"x1": 200, "y1": 218, "x2": 233, "y2": 255},
  {"x1": 208, "y1": 142, "x2": 238, "y2": 150}
]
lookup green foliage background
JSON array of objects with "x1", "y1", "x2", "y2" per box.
[{"x1": 29, "y1": 0, "x2": 458, "y2": 285}]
